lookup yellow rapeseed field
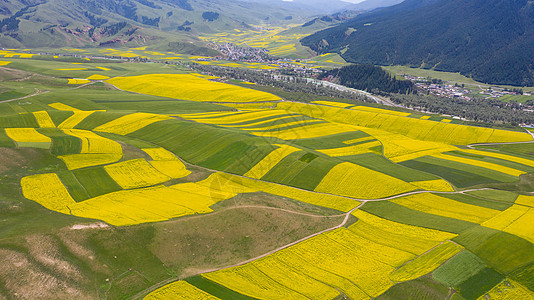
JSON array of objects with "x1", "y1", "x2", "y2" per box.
[
  {"x1": 48, "y1": 102, "x2": 82, "y2": 111},
  {"x1": 58, "y1": 111, "x2": 95, "y2": 129},
  {"x1": 107, "y1": 74, "x2": 282, "y2": 103},
  {"x1": 204, "y1": 226, "x2": 417, "y2": 298},
  {"x1": 67, "y1": 78, "x2": 90, "y2": 84},
  {"x1": 203, "y1": 265, "x2": 311, "y2": 300},
  {"x1": 86, "y1": 74, "x2": 110, "y2": 80},
  {"x1": 183, "y1": 110, "x2": 289, "y2": 125},
  {"x1": 432, "y1": 153, "x2": 525, "y2": 177},
  {"x1": 58, "y1": 153, "x2": 123, "y2": 170},
  {"x1": 63, "y1": 129, "x2": 122, "y2": 154},
  {"x1": 409, "y1": 179, "x2": 455, "y2": 192},
  {"x1": 311, "y1": 100, "x2": 353, "y2": 108},
  {"x1": 68, "y1": 174, "x2": 245, "y2": 226},
  {"x1": 244, "y1": 144, "x2": 301, "y2": 179},
  {"x1": 222, "y1": 115, "x2": 303, "y2": 128},
  {"x1": 149, "y1": 160, "x2": 191, "y2": 179},
  {"x1": 238, "y1": 119, "x2": 321, "y2": 131},
  {"x1": 252, "y1": 123, "x2": 357, "y2": 140},
  {"x1": 349, "y1": 210, "x2": 457, "y2": 255},
  {"x1": 389, "y1": 241, "x2": 463, "y2": 282},
  {"x1": 104, "y1": 159, "x2": 172, "y2": 189},
  {"x1": 481, "y1": 280, "x2": 534, "y2": 300},
  {"x1": 21, "y1": 173, "x2": 76, "y2": 214},
  {"x1": 357, "y1": 127, "x2": 458, "y2": 163},
  {"x1": 482, "y1": 203, "x2": 534, "y2": 244},
  {"x1": 95, "y1": 113, "x2": 173, "y2": 135},
  {"x1": 144, "y1": 281, "x2": 219, "y2": 300},
  {"x1": 0, "y1": 61, "x2": 11, "y2": 66},
  {"x1": 391, "y1": 193, "x2": 500, "y2": 224},
  {"x1": 315, "y1": 162, "x2": 416, "y2": 199},
  {"x1": 461, "y1": 149, "x2": 534, "y2": 168},
  {"x1": 32, "y1": 111, "x2": 55, "y2": 128},
  {"x1": 276, "y1": 102, "x2": 532, "y2": 145},
  {"x1": 142, "y1": 147, "x2": 178, "y2": 160},
  {"x1": 202, "y1": 172, "x2": 359, "y2": 212},
  {"x1": 515, "y1": 195, "x2": 534, "y2": 208},
  {"x1": 318, "y1": 141, "x2": 381, "y2": 157},
  {"x1": 352, "y1": 106, "x2": 411, "y2": 117},
  {"x1": 5, "y1": 128, "x2": 51, "y2": 148},
  {"x1": 342, "y1": 136, "x2": 375, "y2": 145}
]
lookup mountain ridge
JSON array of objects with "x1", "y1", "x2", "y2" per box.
[{"x1": 301, "y1": 0, "x2": 534, "y2": 86}]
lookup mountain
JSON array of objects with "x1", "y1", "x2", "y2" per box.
[
  {"x1": 239, "y1": 0, "x2": 352, "y2": 14},
  {"x1": 0, "y1": 0, "x2": 317, "y2": 48},
  {"x1": 344, "y1": 0, "x2": 406, "y2": 11},
  {"x1": 302, "y1": 0, "x2": 534, "y2": 86}
]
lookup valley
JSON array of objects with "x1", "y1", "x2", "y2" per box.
[{"x1": 1, "y1": 0, "x2": 534, "y2": 299}]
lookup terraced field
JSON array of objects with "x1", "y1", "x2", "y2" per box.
[{"x1": 1, "y1": 55, "x2": 534, "y2": 300}]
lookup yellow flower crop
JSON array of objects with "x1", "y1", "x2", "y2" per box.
[
  {"x1": 204, "y1": 264, "x2": 311, "y2": 300},
  {"x1": 202, "y1": 173, "x2": 359, "y2": 212},
  {"x1": 420, "y1": 116, "x2": 431, "y2": 120},
  {"x1": 149, "y1": 161, "x2": 191, "y2": 179},
  {"x1": 432, "y1": 153, "x2": 525, "y2": 177},
  {"x1": 32, "y1": 111, "x2": 55, "y2": 128},
  {"x1": 142, "y1": 148, "x2": 178, "y2": 161},
  {"x1": 48, "y1": 102, "x2": 82, "y2": 111},
  {"x1": 483, "y1": 279, "x2": 534, "y2": 300},
  {"x1": 392, "y1": 193, "x2": 500, "y2": 224},
  {"x1": 461, "y1": 149, "x2": 534, "y2": 168},
  {"x1": 356, "y1": 127, "x2": 459, "y2": 163},
  {"x1": 183, "y1": 110, "x2": 289, "y2": 125},
  {"x1": 204, "y1": 226, "x2": 413, "y2": 298},
  {"x1": 58, "y1": 111, "x2": 95, "y2": 129},
  {"x1": 409, "y1": 179, "x2": 454, "y2": 192},
  {"x1": 95, "y1": 113, "x2": 173, "y2": 135},
  {"x1": 252, "y1": 123, "x2": 357, "y2": 140},
  {"x1": 222, "y1": 115, "x2": 302, "y2": 128},
  {"x1": 86, "y1": 74, "x2": 110, "y2": 80},
  {"x1": 389, "y1": 241, "x2": 463, "y2": 282},
  {"x1": 277, "y1": 102, "x2": 532, "y2": 145},
  {"x1": 63, "y1": 129, "x2": 122, "y2": 154},
  {"x1": 342, "y1": 136, "x2": 375, "y2": 145},
  {"x1": 515, "y1": 195, "x2": 534, "y2": 207},
  {"x1": 58, "y1": 153, "x2": 123, "y2": 170},
  {"x1": 104, "y1": 159, "x2": 173, "y2": 189},
  {"x1": 107, "y1": 74, "x2": 281, "y2": 103},
  {"x1": 350, "y1": 210, "x2": 457, "y2": 255},
  {"x1": 352, "y1": 106, "x2": 411, "y2": 116},
  {"x1": 21, "y1": 173, "x2": 76, "y2": 214},
  {"x1": 144, "y1": 281, "x2": 219, "y2": 300},
  {"x1": 318, "y1": 141, "x2": 381, "y2": 157},
  {"x1": 238, "y1": 119, "x2": 320, "y2": 131},
  {"x1": 0, "y1": 61, "x2": 11, "y2": 66},
  {"x1": 5, "y1": 128, "x2": 51, "y2": 148},
  {"x1": 441, "y1": 119, "x2": 452, "y2": 123},
  {"x1": 315, "y1": 162, "x2": 416, "y2": 199},
  {"x1": 482, "y1": 203, "x2": 534, "y2": 244},
  {"x1": 67, "y1": 78, "x2": 90, "y2": 84},
  {"x1": 244, "y1": 144, "x2": 301, "y2": 179},
  {"x1": 311, "y1": 100, "x2": 353, "y2": 108}
]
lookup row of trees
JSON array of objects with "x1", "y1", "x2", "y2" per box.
[
  {"x1": 318, "y1": 64, "x2": 416, "y2": 95},
  {"x1": 390, "y1": 93, "x2": 534, "y2": 125}
]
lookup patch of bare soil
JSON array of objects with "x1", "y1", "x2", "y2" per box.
[
  {"x1": 0, "y1": 148, "x2": 34, "y2": 174},
  {"x1": 0, "y1": 248, "x2": 91, "y2": 299}
]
